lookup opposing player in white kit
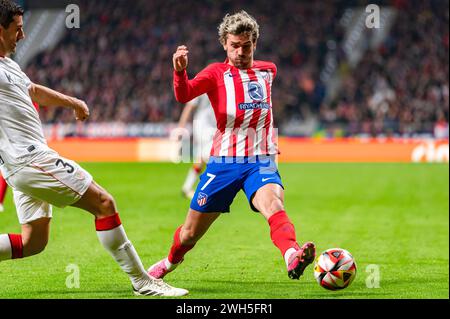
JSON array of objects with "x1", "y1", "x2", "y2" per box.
[
  {"x1": 0, "y1": 101, "x2": 37, "y2": 213},
  {"x1": 178, "y1": 94, "x2": 216, "y2": 198},
  {"x1": 0, "y1": 0, "x2": 187, "y2": 297}
]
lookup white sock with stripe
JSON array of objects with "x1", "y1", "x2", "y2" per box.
[
  {"x1": 0, "y1": 234, "x2": 12, "y2": 261},
  {"x1": 95, "y1": 213, "x2": 150, "y2": 289}
]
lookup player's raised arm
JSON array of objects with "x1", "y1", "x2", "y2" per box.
[
  {"x1": 172, "y1": 46, "x2": 215, "y2": 104},
  {"x1": 173, "y1": 45, "x2": 189, "y2": 72},
  {"x1": 28, "y1": 83, "x2": 89, "y2": 121}
]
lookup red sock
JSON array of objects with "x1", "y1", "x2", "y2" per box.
[
  {"x1": 167, "y1": 225, "x2": 195, "y2": 264},
  {"x1": 193, "y1": 164, "x2": 203, "y2": 174},
  {"x1": 8, "y1": 234, "x2": 23, "y2": 259},
  {"x1": 0, "y1": 177, "x2": 7, "y2": 203},
  {"x1": 268, "y1": 211, "x2": 300, "y2": 257},
  {"x1": 95, "y1": 213, "x2": 122, "y2": 231}
]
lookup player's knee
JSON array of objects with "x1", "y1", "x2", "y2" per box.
[
  {"x1": 270, "y1": 197, "x2": 284, "y2": 214},
  {"x1": 96, "y1": 191, "x2": 117, "y2": 218},
  {"x1": 256, "y1": 195, "x2": 284, "y2": 216}
]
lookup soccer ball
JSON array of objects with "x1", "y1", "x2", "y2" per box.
[{"x1": 314, "y1": 248, "x2": 357, "y2": 290}]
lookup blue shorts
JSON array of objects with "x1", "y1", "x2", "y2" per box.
[{"x1": 190, "y1": 155, "x2": 284, "y2": 213}]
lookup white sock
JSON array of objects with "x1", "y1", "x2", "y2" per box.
[
  {"x1": 284, "y1": 247, "x2": 297, "y2": 267},
  {"x1": 0, "y1": 234, "x2": 12, "y2": 261},
  {"x1": 182, "y1": 167, "x2": 199, "y2": 193},
  {"x1": 96, "y1": 225, "x2": 150, "y2": 289}
]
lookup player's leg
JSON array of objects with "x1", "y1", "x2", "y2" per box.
[
  {"x1": 148, "y1": 208, "x2": 220, "y2": 279},
  {"x1": 182, "y1": 133, "x2": 212, "y2": 199},
  {"x1": 0, "y1": 218, "x2": 51, "y2": 261},
  {"x1": 181, "y1": 163, "x2": 204, "y2": 199},
  {"x1": 251, "y1": 183, "x2": 315, "y2": 280},
  {"x1": 0, "y1": 174, "x2": 7, "y2": 212},
  {"x1": 71, "y1": 182, "x2": 149, "y2": 287},
  {"x1": 72, "y1": 181, "x2": 188, "y2": 296},
  {"x1": 150, "y1": 157, "x2": 239, "y2": 279},
  {"x1": 0, "y1": 189, "x2": 52, "y2": 262},
  {"x1": 7, "y1": 152, "x2": 187, "y2": 296},
  {"x1": 71, "y1": 180, "x2": 117, "y2": 218},
  {"x1": 243, "y1": 156, "x2": 315, "y2": 279},
  {"x1": 179, "y1": 208, "x2": 221, "y2": 245},
  {"x1": 21, "y1": 217, "x2": 51, "y2": 257}
]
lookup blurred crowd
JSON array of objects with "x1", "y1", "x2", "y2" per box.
[
  {"x1": 319, "y1": 0, "x2": 449, "y2": 137},
  {"x1": 23, "y1": 0, "x2": 449, "y2": 137}
]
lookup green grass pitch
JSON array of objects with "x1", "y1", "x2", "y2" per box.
[{"x1": 0, "y1": 163, "x2": 448, "y2": 299}]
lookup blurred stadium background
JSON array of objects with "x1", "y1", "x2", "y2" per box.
[
  {"x1": 1, "y1": 0, "x2": 448, "y2": 300},
  {"x1": 10, "y1": 0, "x2": 449, "y2": 163}
]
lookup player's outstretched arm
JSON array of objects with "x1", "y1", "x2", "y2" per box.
[{"x1": 28, "y1": 83, "x2": 89, "y2": 121}]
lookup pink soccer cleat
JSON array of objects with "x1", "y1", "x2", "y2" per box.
[
  {"x1": 148, "y1": 258, "x2": 179, "y2": 279},
  {"x1": 287, "y1": 242, "x2": 316, "y2": 280}
]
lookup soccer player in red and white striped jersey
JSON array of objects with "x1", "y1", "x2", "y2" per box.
[
  {"x1": 174, "y1": 53, "x2": 278, "y2": 158},
  {"x1": 149, "y1": 11, "x2": 316, "y2": 282}
]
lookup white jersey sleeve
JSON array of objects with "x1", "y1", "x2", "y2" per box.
[
  {"x1": 191, "y1": 94, "x2": 216, "y2": 161},
  {"x1": 192, "y1": 94, "x2": 216, "y2": 129},
  {"x1": 0, "y1": 57, "x2": 49, "y2": 178}
]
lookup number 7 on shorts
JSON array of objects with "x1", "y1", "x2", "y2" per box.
[{"x1": 200, "y1": 173, "x2": 216, "y2": 191}]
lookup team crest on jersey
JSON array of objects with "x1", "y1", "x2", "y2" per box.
[
  {"x1": 248, "y1": 82, "x2": 264, "y2": 102},
  {"x1": 197, "y1": 192, "x2": 208, "y2": 207}
]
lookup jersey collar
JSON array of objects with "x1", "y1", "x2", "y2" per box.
[{"x1": 224, "y1": 58, "x2": 255, "y2": 69}]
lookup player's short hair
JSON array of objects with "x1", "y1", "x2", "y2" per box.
[
  {"x1": 218, "y1": 10, "x2": 260, "y2": 45},
  {"x1": 0, "y1": 0, "x2": 24, "y2": 29}
]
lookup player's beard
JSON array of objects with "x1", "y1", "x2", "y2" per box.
[{"x1": 233, "y1": 57, "x2": 251, "y2": 69}]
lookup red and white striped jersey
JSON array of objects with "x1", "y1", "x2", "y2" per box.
[{"x1": 174, "y1": 59, "x2": 279, "y2": 157}]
